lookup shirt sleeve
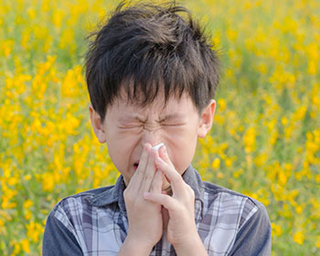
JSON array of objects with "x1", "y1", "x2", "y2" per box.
[
  {"x1": 42, "y1": 210, "x2": 83, "y2": 256},
  {"x1": 229, "y1": 203, "x2": 271, "y2": 256}
]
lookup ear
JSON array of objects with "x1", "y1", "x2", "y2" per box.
[
  {"x1": 89, "y1": 104, "x2": 107, "y2": 143},
  {"x1": 198, "y1": 99, "x2": 216, "y2": 138}
]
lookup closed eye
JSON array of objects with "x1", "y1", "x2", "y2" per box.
[
  {"x1": 161, "y1": 122, "x2": 186, "y2": 127},
  {"x1": 118, "y1": 124, "x2": 143, "y2": 129}
]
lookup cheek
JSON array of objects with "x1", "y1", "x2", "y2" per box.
[
  {"x1": 106, "y1": 142, "x2": 123, "y2": 169},
  {"x1": 165, "y1": 129, "x2": 198, "y2": 174},
  {"x1": 105, "y1": 135, "x2": 135, "y2": 172},
  {"x1": 106, "y1": 129, "x2": 139, "y2": 153}
]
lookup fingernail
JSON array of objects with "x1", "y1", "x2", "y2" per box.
[{"x1": 144, "y1": 143, "x2": 151, "y2": 151}]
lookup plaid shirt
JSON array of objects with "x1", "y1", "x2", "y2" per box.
[{"x1": 43, "y1": 166, "x2": 271, "y2": 256}]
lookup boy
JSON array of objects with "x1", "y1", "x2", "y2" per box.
[{"x1": 43, "y1": 1, "x2": 271, "y2": 255}]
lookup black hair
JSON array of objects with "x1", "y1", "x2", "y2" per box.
[{"x1": 85, "y1": 1, "x2": 221, "y2": 123}]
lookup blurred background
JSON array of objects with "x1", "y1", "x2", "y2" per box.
[{"x1": 0, "y1": 0, "x2": 319, "y2": 255}]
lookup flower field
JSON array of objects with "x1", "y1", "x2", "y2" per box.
[{"x1": 0, "y1": 0, "x2": 319, "y2": 255}]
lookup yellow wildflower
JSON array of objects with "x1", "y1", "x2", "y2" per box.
[
  {"x1": 211, "y1": 158, "x2": 220, "y2": 169},
  {"x1": 21, "y1": 239, "x2": 30, "y2": 254},
  {"x1": 293, "y1": 231, "x2": 305, "y2": 245}
]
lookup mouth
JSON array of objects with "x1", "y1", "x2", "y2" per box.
[{"x1": 133, "y1": 163, "x2": 139, "y2": 170}]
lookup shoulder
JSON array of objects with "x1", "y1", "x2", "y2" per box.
[
  {"x1": 43, "y1": 184, "x2": 122, "y2": 255},
  {"x1": 58, "y1": 185, "x2": 115, "y2": 203},
  {"x1": 199, "y1": 182, "x2": 271, "y2": 255},
  {"x1": 54, "y1": 185, "x2": 115, "y2": 207},
  {"x1": 50, "y1": 185, "x2": 116, "y2": 226},
  {"x1": 202, "y1": 181, "x2": 269, "y2": 230},
  {"x1": 202, "y1": 181, "x2": 264, "y2": 208}
]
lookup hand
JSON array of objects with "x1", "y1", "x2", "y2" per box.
[
  {"x1": 119, "y1": 144, "x2": 164, "y2": 255},
  {"x1": 144, "y1": 145, "x2": 206, "y2": 255}
]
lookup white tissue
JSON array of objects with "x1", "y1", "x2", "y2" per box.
[{"x1": 152, "y1": 143, "x2": 164, "y2": 151}]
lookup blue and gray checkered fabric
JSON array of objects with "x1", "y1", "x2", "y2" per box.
[{"x1": 43, "y1": 166, "x2": 271, "y2": 256}]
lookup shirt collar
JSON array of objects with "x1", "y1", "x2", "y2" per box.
[
  {"x1": 89, "y1": 165, "x2": 205, "y2": 220},
  {"x1": 183, "y1": 165, "x2": 205, "y2": 221},
  {"x1": 89, "y1": 175, "x2": 125, "y2": 207}
]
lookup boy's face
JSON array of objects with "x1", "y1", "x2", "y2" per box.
[{"x1": 89, "y1": 92, "x2": 215, "y2": 187}]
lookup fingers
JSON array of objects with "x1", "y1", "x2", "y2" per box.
[
  {"x1": 129, "y1": 143, "x2": 186, "y2": 198},
  {"x1": 155, "y1": 153, "x2": 185, "y2": 196},
  {"x1": 139, "y1": 149, "x2": 158, "y2": 192},
  {"x1": 158, "y1": 145, "x2": 174, "y2": 168},
  {"x1": 128, "y1": 144, "x2": 151, "y2": 192},
  {"x1": 144, "y1": 192, "x2": 176, "y2": 211},
  {"x1": 149, "y1": 170, "x2": 163, "y2": 193},
  {"x1": 136, "y1": 144, "x2": 152, "y2": 176}
]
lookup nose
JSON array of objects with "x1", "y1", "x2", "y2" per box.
[{"x1": 140, "y1": 124, "x2": 162, "y2": 148}]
